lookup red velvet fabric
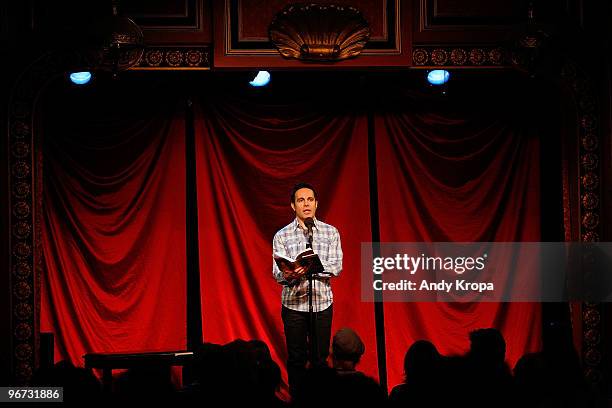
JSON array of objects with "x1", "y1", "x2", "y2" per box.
[
  {"x1": 194, "y1": 97, "x2": 378, "y2": 396},
  {"x1": 374, "y1": 109, "x2": 542, "y2": 389},
  {"x1": 40, "y1": 85, "x2": 187, "y2": 367},
  {"x1": 39, "y1": 83, "x2": 542, "y2": 396}
]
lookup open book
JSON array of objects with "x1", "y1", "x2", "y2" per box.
[{"x1": 274, "y1": 248, "x2": 324, "y2": 276}]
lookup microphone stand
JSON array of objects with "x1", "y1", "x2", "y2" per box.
[{"x1": 306, "y1": 229, "x2": 318, "y2": 369}]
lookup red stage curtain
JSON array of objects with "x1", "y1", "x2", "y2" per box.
[
  {"x1": 374, "y1": 107, "x2": 542, "y2": 389},
  {"x1": 38, "y1": 80, "x2": 543, "y2": 396},
  {"x1": 194, "y1": 96, "x2": 379, "y2": 395},
  {"x1": 40, "y1": 84, "x2": 187, "y2": 368}
]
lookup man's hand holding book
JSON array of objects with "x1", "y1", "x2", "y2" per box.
[{"x1": 274, "y1": 248, "x2": 324, "y2": 284}]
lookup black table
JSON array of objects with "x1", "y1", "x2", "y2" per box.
[{"x1": 83, "y1": 350, "x2": 195, "y2": 392}]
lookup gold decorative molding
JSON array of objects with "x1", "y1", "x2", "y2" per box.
[
  {"x1": 557, "y1": 58, "x2": 603, "y2": 387},
  {"x1": 412, "y1": 46, "x2": 508, "y2": 67},
  {"x1": 130, "y1": 46, "x2": 211, "y2": 70},
  {"x1": 222, "y1": 0, "x2": 403, "y2": 58},
  {"x1": 269, "y1": 4, "x2": 370, "y2": 62},
  {"x1": 8, "y1": 50, "x2": 55, "y2": 383}
]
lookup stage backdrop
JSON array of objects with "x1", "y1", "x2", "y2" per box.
[
  {"x1": 374, "y1": 99, "x2": 542, "y2": 389},
  {"x1": 40, "y1": 81, "x2": 188, "y2": 369},
  {"x1": 193, "y1": 88, "x2": 541, "y2": 393},
  {"x1": 194, "y1": 94, "x2": 379, "y2": 396},
  {"x1": 40, "y1": 79, "x2": 542, "y2": 395}
]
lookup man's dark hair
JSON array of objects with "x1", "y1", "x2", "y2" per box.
[{"x1": 290, "y1": 182, "x2": 317, "y2": 204}]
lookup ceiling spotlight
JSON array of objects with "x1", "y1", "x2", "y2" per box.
[
  {"x1": 69, "y1": 72, "x2": 92, "y2": 85},
  {"x1": 427, "y1": 70, "x2": 450, "y2": 85},
  {"x1": 249, "y1": 71, "x2": 271, "y2": 87}
]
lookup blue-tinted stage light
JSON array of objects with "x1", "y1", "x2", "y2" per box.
[
  {"x1": 427, "y1": 70, "x2": 450, "y2": 85},
  {"x1": 249, "y1": 71, "x2": 271, "y2": 87},
  {"x1": 69, "y1": 72, "x2": 92, "y2": 85}
]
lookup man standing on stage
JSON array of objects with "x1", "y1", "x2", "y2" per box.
[{"x1": 272, "y1": 182, "x2": 343, "y2": 398}]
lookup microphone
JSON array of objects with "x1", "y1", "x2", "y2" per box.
[{"x1": 304, "y1": 217, "x2": 314, "y2": 248}]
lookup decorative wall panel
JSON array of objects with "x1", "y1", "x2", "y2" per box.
[{"x1": 214, "y1": 0, "x2": 411, "y2": 68}]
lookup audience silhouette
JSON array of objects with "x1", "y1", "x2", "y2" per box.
[
  {"x1": 389, "y1": 339, "x2": 441, "y2": 407},
  {"x1": 29, "y1": 325, "x2": 602, "y2": 407}
]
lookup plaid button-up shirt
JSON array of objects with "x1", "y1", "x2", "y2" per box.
[{"x1": 273, "y1": 218, "x2": 343, "y2": 312}]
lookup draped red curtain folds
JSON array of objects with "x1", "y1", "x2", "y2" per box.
[
  {"x1": 194, "y1": 97, "x2": 378, "y2": 393},
  {"x1": 375, "y1": 109, "x2": 542, "y2": 389},
  {"x1": 39, "y1": 80, "x2": 542, "y2": 395},
  {"x1": 40, "y1": 83, "x2": 187, "y2": 367}
]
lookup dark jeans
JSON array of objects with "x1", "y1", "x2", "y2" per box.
[{"x1": 281, "y1": 304, "x2": 333, "y2": 398}]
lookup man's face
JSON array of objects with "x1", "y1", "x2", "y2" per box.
[{"x1": 291, "y1": 188, "x2": 317, "y2": 222}]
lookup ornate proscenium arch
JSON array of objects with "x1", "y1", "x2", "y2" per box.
[
  {"x1": 557, "y1": 59, "x2": 605, "y2": 386},
  {"x1": 6, "y1": 47, "x2": 603, "y2": 386}
]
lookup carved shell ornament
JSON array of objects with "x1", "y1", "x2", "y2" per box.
[{"x1": 269, "y1": 3, "x2": 371, "y2": 62}]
